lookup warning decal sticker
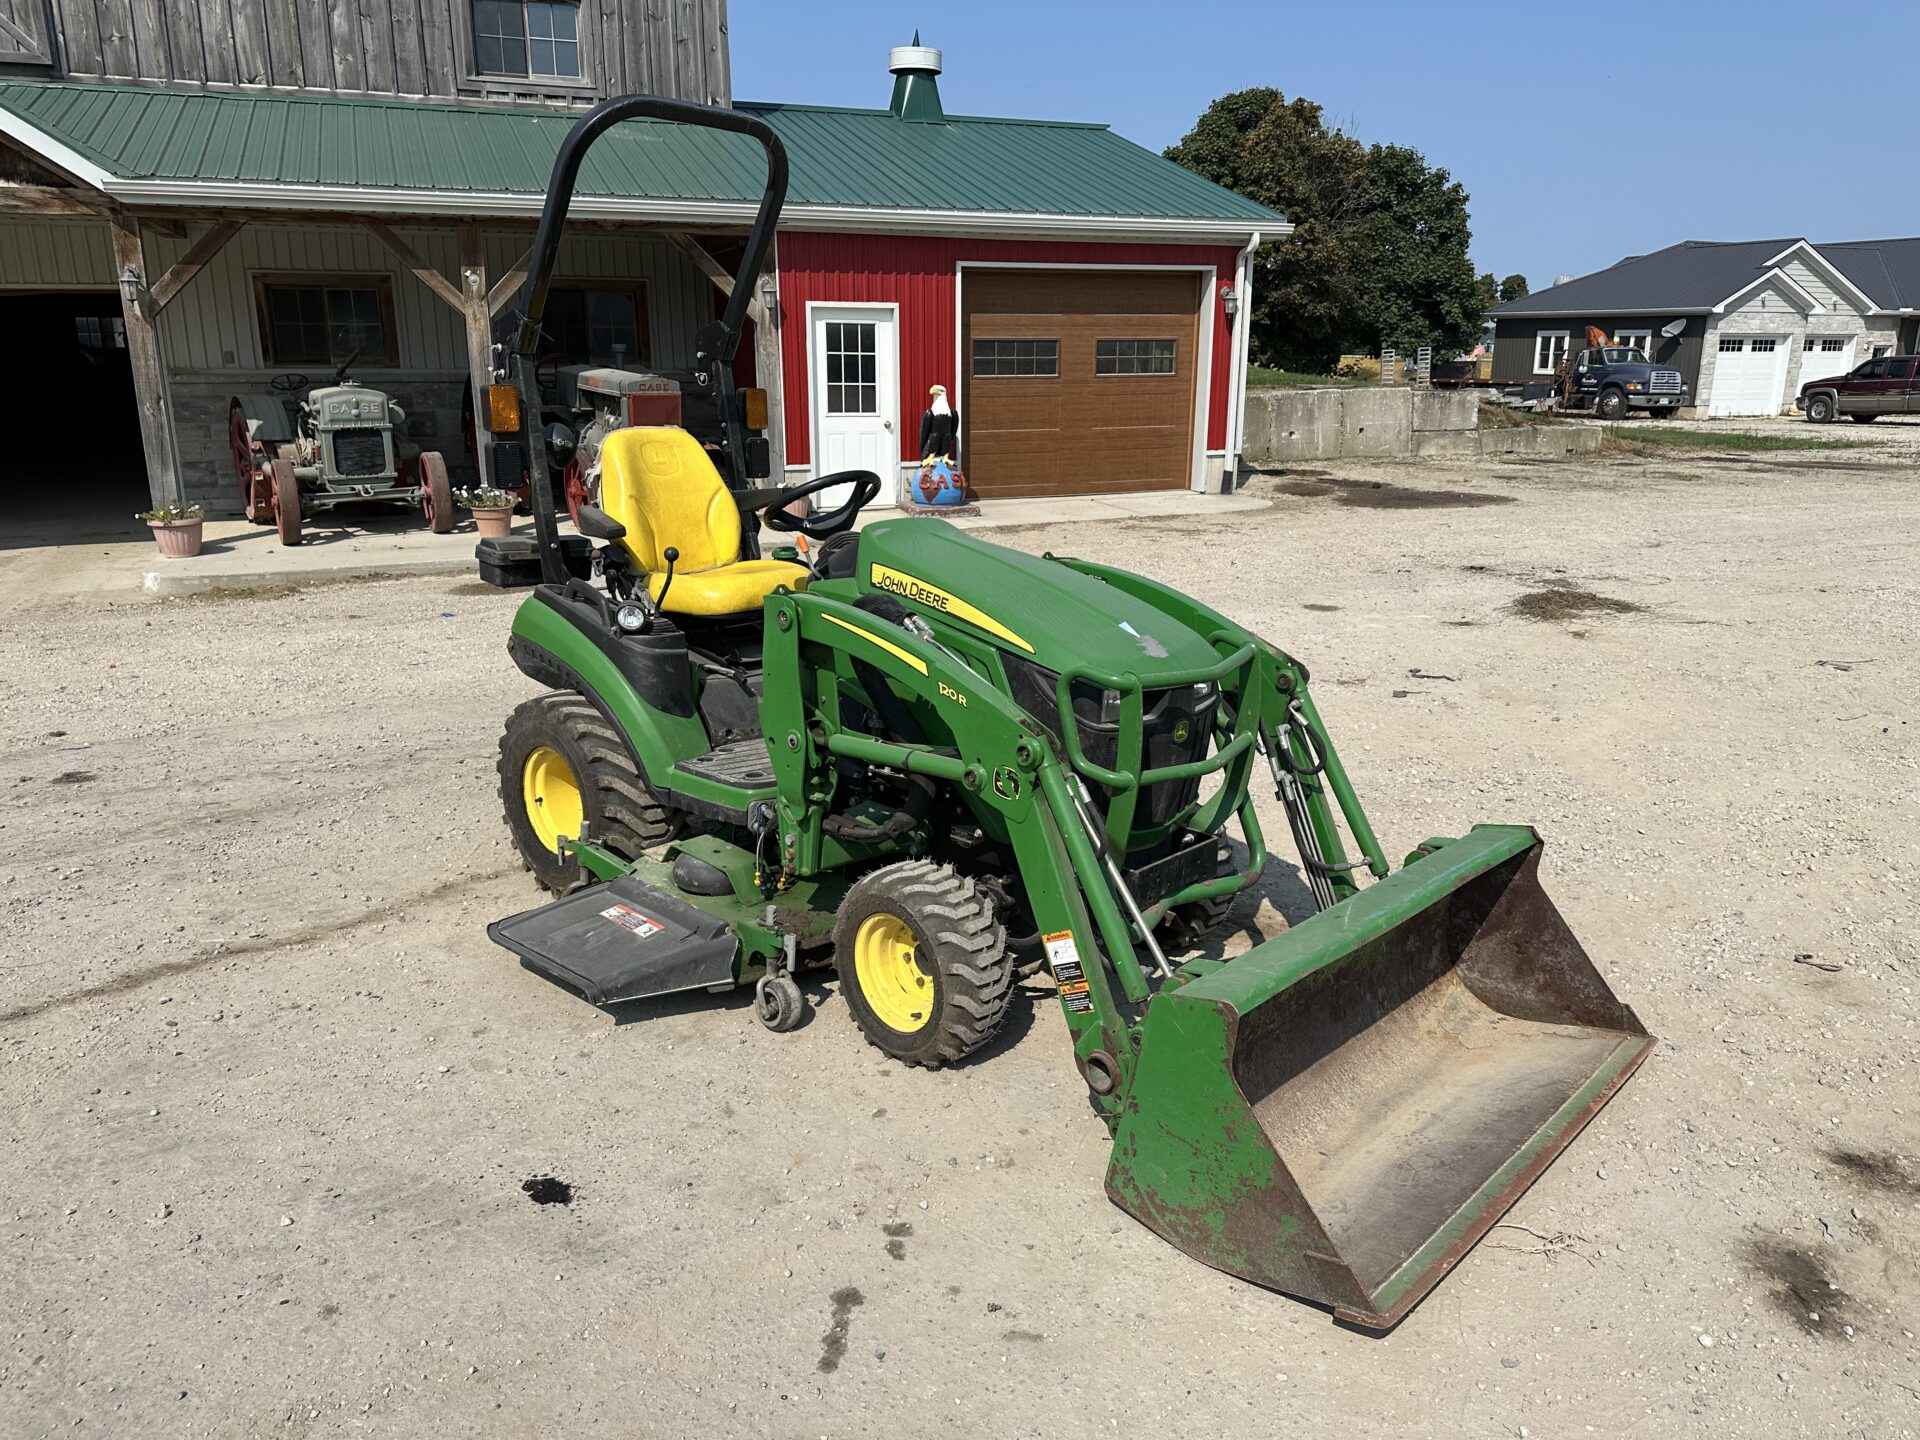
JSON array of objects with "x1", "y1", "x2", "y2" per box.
[
  {"x1": 599, "y1": 903, "x2": 665, "y2": 939},
  {"x1": 1042, "y1": 930, "x2": 1093, "y2": 1013}
]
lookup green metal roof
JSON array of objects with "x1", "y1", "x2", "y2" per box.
[{"x1": 0, "y1": 82, "x2": 1280, "y2": 231}]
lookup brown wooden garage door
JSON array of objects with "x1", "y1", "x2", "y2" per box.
[{"x1": 961, "y1": 269, "x2": 1202, "y2": 498}]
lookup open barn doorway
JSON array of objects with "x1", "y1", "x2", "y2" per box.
[{"x1": 0, "y1": 291, "x2": 148, "y2": 547}]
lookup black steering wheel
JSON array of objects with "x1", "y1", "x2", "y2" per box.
[
  {"x1": 761, "y1": 469, "x2": 883, "y2": 540},
  {"x1": 269, "y1": 373, "x2": 310, "y2": 394}
]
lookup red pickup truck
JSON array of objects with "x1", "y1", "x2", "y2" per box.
[{"x1": 1796, "y1": 355, "x2": 1920, "y2": 422}]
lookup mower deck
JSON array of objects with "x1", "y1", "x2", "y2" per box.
[{"x1": 489, "y1": 873, "x2": 740, "y2": 1006}]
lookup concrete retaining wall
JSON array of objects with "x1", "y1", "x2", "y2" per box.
[{"x1": 1243, "y1": 386, "x2": 1601, "y2": 464}]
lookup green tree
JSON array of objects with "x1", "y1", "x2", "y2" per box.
[
  {"x1": 1166, "y1": 89, "x2": 1485, "y2": 371},
  {"x1": 1475, "y1": 272, "x2": 1501, "y2": 316},
  {"x1": 1499, "y1": 273, "x2": 1530, "y2": 303}
]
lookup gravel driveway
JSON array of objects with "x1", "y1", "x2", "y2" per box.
[{"x1": 3, "y1": 431, "x2": 1916, "y2": 1438}]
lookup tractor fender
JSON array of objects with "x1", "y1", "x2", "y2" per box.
[
  {"x1": 231, "y1": 392, "x2": 296, "y2": 445},
  {"x1": 508, "y1": 587, "x2": 709, "y2": 789}
]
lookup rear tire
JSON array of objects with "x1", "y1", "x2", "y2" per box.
[
  {"x1": 1805, "y1": 393, "x2": 1835, "y2": 424},
  {"x1": 834, "y1": 861, "x2": 1012, "y2": 1068},
  {"x1": 1850, "y1": 413, "x2": 1877, "y2": 423},
  {"x1": 498, "y1": 692, "x2": 679, "y2": 893}
]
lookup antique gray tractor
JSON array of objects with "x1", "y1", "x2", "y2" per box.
[{"x1": 229, "y1": 358, "x2": 452, "y2": 545}]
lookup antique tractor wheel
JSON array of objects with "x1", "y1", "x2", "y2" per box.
[
  {"x1": 419, "y1": 452, "x2": 454, "y2": 533},
  {"x1": 563, "y1": 455, "x2": 589, "y2": 528},
  {"x1": 229, "y1": 400, "x2": 275, "y2": 523},
  {"x1": 270, "y1": 458, "x2": 302, "y2": 545}
]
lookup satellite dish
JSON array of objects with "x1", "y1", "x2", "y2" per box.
[{"x1": 1660, "y1": 318, "x2": 1686, "y2": 338}]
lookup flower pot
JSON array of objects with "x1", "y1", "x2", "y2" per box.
[
  {"x1": 148, "y1": 518, "x2": 204, "y2": 559},
  {"x1": 471, "y1": 506, "x2": 513, "y2": 539}
]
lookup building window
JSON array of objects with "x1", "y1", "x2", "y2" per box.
[
  {"x1": 1871, "y1": 343, "x2": 1891, "y2": 359},
  {"x1": 1611, "y1": 329, "x2": 1652, "y2": 357},
  {"x1": 74, "y1": 315, "x2": 126, "y2": 350},
  {"x1": 1749, "y1": 338, "x2": 1777, "y2": 354},
  {"x1": 542, "y1": 284, "x2": 650, "y2": 366},
  {"x1": 825, "y1": 320, "x2": 879, "y2": 414},
  {"x1": 1718, "y1": 337, "x2": 1745, "y2": 353},
  {"x1": 256, "y1": 275, "x2": 397, "y2": 366},
  {"x1": 1532, "y1": 331, "x2": 1568, "y2": 375},
  {"x1": 1094, "y1": 338, "x2": 1177, "y2": 376},
  {"x1": 972, "y1": 339, "x2": 1058, "y2": 377},
  {"x1": 473, "y1": 1, "x2": 581, "y2": 78}
]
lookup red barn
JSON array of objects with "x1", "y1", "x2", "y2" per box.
[{"x1": 762, "y1": 42, "x2": 1284, "y2": 504}]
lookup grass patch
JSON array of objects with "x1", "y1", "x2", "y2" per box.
[
  {"x1": 1601, "y1": 425, "x2": 1868, "y2": 454},
  {"x1": 1246, "y1": 366, "x2": 1370, "y2": 389}
]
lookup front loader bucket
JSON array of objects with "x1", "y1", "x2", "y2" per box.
[{"x1": 1106, "y1": 825, "x2": 1651, "y2": 1330}]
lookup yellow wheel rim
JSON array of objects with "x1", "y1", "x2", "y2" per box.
[
  {"x1": 853, "y1": 913, "x2": 932, "y2": 1034},
  {"x1": 522, "y1": 745, "x2": 584, "y2": 854}
]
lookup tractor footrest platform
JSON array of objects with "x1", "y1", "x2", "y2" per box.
[
  {"x1": 488, "y1": 874, "x2": 740, "y2": 1007},
  {"x1": 674, "y1": 738, "x2": 775, "y2": 788}
]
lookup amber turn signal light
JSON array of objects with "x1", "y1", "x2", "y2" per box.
[
  {"x1": 485, "y1": 383, "x2": 522, "y2": 434},
  {"x1": 742, "y1": 387, "x2": 768, "y2": 431}
]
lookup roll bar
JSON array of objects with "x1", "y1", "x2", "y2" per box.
[{"x1": 511, "y1": 95, "x2": 790, "y2": 585}]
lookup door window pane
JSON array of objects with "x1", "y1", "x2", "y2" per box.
[{"x1": 826, "y1": 322, "x2": 879, "y2": 413}]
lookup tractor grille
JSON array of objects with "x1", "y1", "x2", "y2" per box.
[
  {"x1": 1004, "y1": 656, "x2": 1218, "y2": 831},
  {"x1": 330, "y1": 428, "x2": 389, "y2": 477},
  {"x1": 1649, "y1": 370, "x2": 1683, "y2": 394}
]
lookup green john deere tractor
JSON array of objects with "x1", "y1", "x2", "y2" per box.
[{"x1": 474, "y1": 97, "x2": 1653, "y2": 1330}]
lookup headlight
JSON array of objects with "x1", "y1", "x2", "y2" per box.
[
  {"x1": 614, "y1": 603, "x2": 647, "y2": 633},
  {"x1": 1626, "y1": 382, "x2": 1643, "y2": 392}
]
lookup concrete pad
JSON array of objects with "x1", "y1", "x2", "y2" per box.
[
  {"x1": 140, "y1": 516, "x2": 494, "y2": 596},
  {"x1": 3, "y1": 490, "x2": 1276, "y2": 603}
]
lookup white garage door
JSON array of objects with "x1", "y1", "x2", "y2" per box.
[
  {"x1": 1708, "y1": 334, "x2": 1790, "y2": 417},
  {"x1": 1799, "y1": 335, "x2": 1855, "y2": 388}
]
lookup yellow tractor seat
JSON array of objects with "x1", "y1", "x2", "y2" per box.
[{"x1": 596, "y1": 426, "x2": 808, "y2": 618}]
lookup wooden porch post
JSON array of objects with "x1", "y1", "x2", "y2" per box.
[
  {"x1": 368, "y1": 220, "x2": 497, "y2": 487},
  {"x1": 460, "y1": 227, "x2": 495, "y2": 489},
  {"x1": 755, "y1": 237, "x2": 786, "y2": 479},
  {"x1": 109, "y1": 214, "x2": 184, "y2": 509}
]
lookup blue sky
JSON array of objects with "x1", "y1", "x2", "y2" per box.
[{"x1": 733, "y1": 1, "x2": 1919, "y2": 290}]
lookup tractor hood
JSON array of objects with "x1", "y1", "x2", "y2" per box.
[
  {"x1": 853, "y1": 518, "x2": 1221, "y2": 677},
  {"x1": 306, "y1": 383, "x2": 393, "y2": 424}
]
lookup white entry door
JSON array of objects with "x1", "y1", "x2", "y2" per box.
[
  {"x1": 1798, "y1": 335, "x2": 1856, "y2": 388},
  {"x1": 1707, "y1": 334, "x2": 1790, "y2": 417},
  {"x1": 811, "y1": 305, "x2": 899, "y2": 507}
]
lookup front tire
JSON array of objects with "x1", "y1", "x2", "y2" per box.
[
  {"x1": 833, "y1": 861, "x2": 1012, "y2": 1068},
  {"x1": 1805, "y1": 394, "x2": 1835, "y2": 424},
  {"x1": 271, "y1": 459, "x2": 302, "y2": 545},
  {"x1": 498, "y1": 692, "x2": 678, "y2": 893},
  {"x1": 420, "y1": 452, "x2": 454, "y2": 533},
  {"x1": 1595, "y1": 388, "x2": 1629, "y2": 421}
]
